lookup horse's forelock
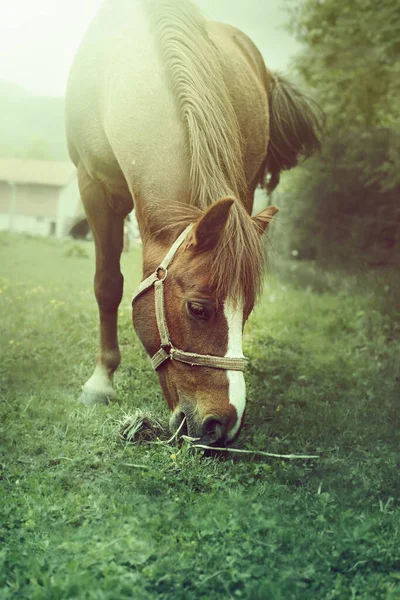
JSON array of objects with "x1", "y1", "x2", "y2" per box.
[
  {"x1": 210, "y1": 201, "x2": 265, "y2": 310},
  {"x1": 152, "y1": 201, "x2": 265, "y2": 311}
]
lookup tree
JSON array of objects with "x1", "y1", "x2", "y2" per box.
[
  {"x1": 274, "y1": 0, "x2": 400, "y2": 264},
  {"x1": 288, "y1": 0, "x2": 400, "y2": 128}
]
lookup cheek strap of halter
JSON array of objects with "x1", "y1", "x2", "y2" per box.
[{"x1": 131, "y1": 224, "x2": 247, "y2": 372}]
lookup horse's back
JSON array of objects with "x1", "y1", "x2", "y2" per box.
[
  {"x1": 66, "y1": 0, "x2": 270, "y2": 206},
  {"x1": 66, "y1": 1, "x2": 188, "y2": 200}
]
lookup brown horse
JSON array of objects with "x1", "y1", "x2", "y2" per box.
[{"x1": 66, "y1": 0, "x2": 323, "y2": 444}]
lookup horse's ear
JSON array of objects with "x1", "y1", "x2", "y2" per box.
[
  {"x1": 252, "y1": 205, "x2": 279, "y2": 235},
  {"x1": 194, "y1": 197, "x2": 234, "y2": 249}
]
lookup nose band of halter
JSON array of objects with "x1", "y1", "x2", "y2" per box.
[{"x1": 131, "y1": 224, "x2": 247, "y2": 372}]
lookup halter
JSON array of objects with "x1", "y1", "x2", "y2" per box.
[{"x1": 131, "y1": 225, "x2": 247, "y2": 372}]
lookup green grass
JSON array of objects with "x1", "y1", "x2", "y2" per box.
[{"x1": 1, "y1": 232, "x2": 399, "y2": 599}]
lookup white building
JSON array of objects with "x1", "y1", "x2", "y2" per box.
[{"x1": 0, "y1": 157, "x2": 80, "y2": 237}]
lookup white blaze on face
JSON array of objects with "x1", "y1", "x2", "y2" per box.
[{"x1": 223, "y1": 297, "x2": 246, "y2": 440}]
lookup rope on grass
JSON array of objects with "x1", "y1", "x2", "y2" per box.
[{"x1": 181, "y1": 436, "x2": 319, "y2": 460}]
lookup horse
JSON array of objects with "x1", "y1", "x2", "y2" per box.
[{"x1": 65, "y1": 0, "x2": 323, "y2": 444}]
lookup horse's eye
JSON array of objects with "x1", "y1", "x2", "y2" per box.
[{"x1": 187, "y1": 302, "x2": 209, "y2": 320}]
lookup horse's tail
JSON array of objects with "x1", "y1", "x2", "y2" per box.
[
  {"x1": 143, "y1": 0, "x2": 246, "y2": 208},
  {"x1": 265, "y1": 72, "x2": 325, "y2": 192}
]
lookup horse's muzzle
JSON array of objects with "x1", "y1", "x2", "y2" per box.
[{"x1": 170, "y1": 404, "x2": 228, "y2": 446}]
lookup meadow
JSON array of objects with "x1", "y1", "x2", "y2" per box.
[{"x1": 0, "y1": 232, "x2": 399, "y2": 599}]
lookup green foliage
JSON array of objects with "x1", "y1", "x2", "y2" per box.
[
  {"x1": 276, "y1": 0, "x2": 400, "y2": 263},
  {"x1": 1, "y1": 235, "x2": 399, "y2": 599},
  {"x1": 287, "y1": 0, "x2": 400, "y2": 128}
]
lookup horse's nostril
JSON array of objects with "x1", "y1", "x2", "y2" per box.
[
  {"x1": 171, "y1": 408, "x2": 227, "y2": 445},
  {"x1": 201, "y1": 416, "x2": 225, "y2": 444},
  {"x1": 203, "y1": 416, "x2": 222, "y2": 434}
]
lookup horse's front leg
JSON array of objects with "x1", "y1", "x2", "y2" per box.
[
  {"x1": 78, "y1": 171, "x2": 130, "y2": 405},
  {"x1": 81, "y1": 262, "x2": 123, "y2": 405}
]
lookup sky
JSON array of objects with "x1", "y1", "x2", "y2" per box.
[{"x1": 0, "y1": 0, "x2": 301, "y2": 97}]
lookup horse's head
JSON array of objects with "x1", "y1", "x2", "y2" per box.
[{"x1": 132, "y1": 198, "x2": 278, "y2": 444}]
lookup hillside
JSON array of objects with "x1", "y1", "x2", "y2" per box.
[{"x1": 0, "y1": 81, "x2": 69, "y2": 161}]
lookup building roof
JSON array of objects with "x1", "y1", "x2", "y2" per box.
[{"x1": 0, "y1": 157, "x2": 76, "y2": 186}]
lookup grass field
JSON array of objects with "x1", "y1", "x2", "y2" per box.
[{"x1": 1, "y1": 232, "x2": 399, "y2": 599}]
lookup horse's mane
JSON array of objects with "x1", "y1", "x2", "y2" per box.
[
  {"x1": 144, "y1": 0, "x2": 246, "y2": 209},
  {"x1": 151, "y1": 201, "x2": 266, "y2": 309},
  {"x1": 144, "y1": 0, "x2": 265, "y2": 307}
]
